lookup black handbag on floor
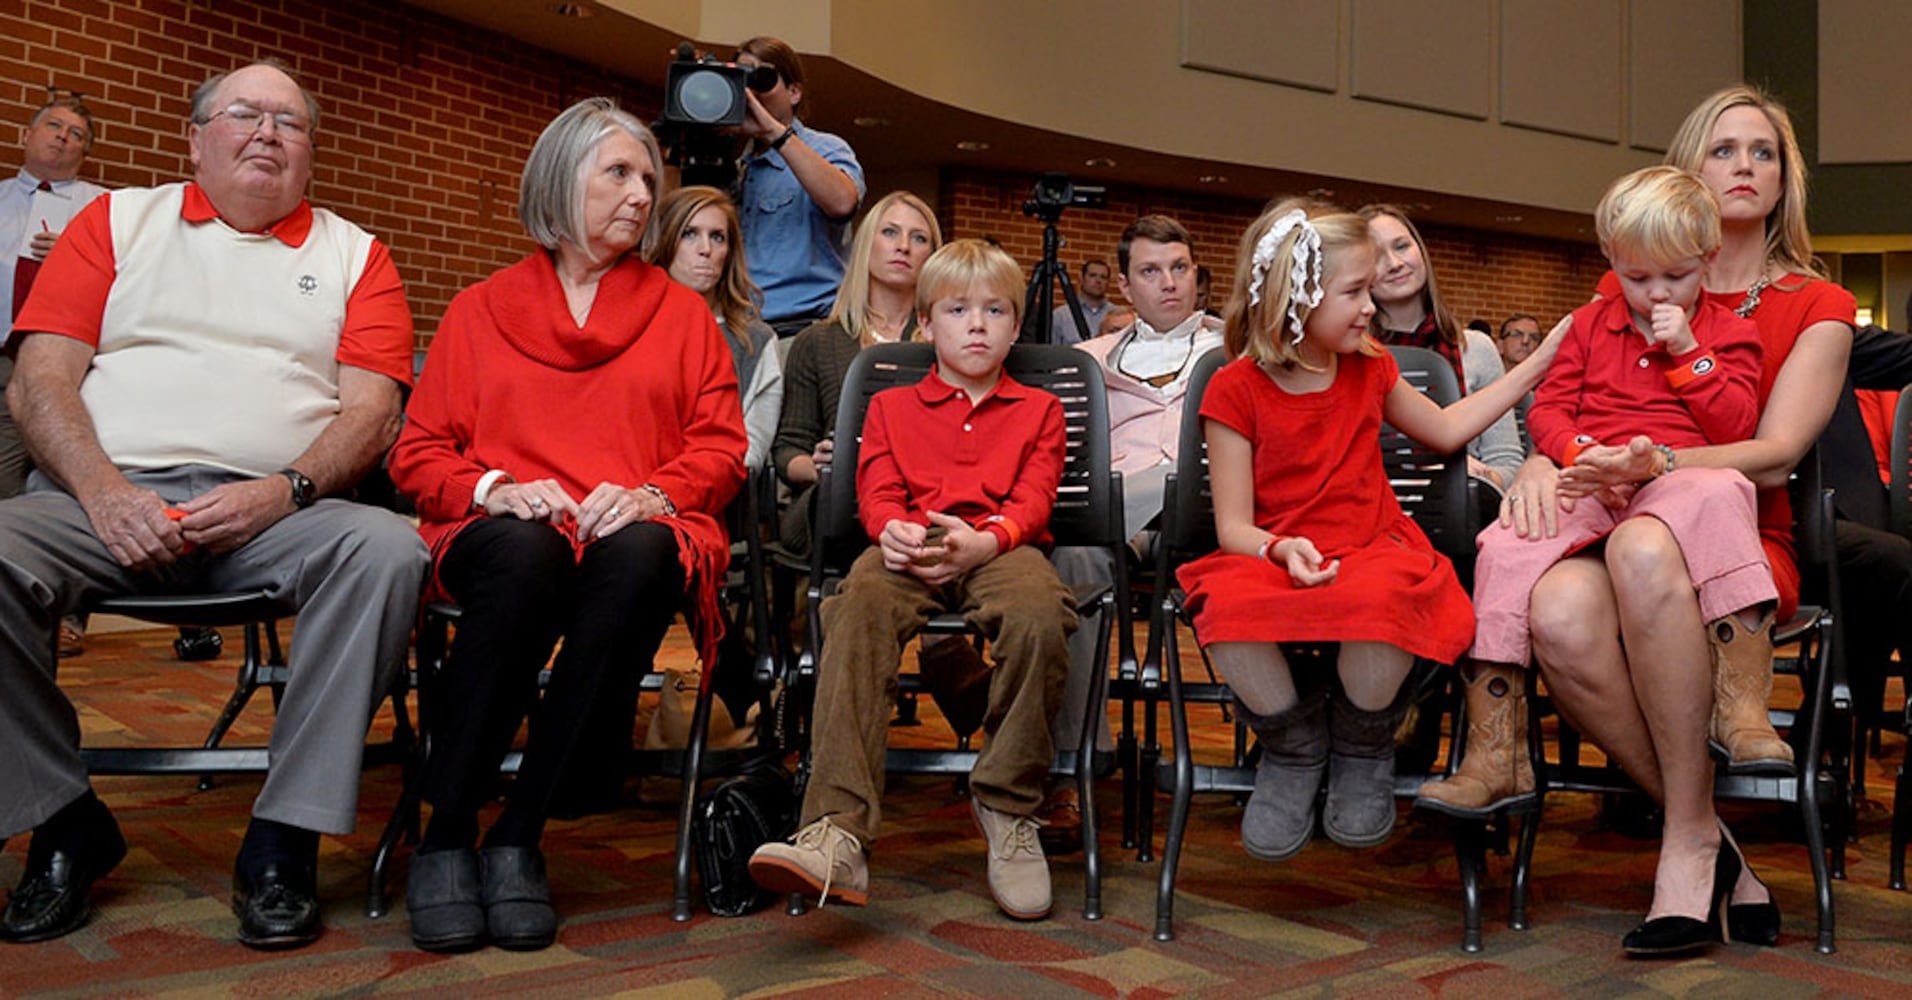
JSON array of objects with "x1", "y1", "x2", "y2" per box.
[{"x1": 693, "y1": 757, "x2": 798, "y2": 916}]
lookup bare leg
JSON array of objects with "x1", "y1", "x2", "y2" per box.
[
  {"x1": 1536, "y1": 548, "x2": 1768, "y2": 909},
  {"x1": 1336, "y1": 641, "x2": 1414, "y2": 710},
  {"x1": 1209, "y1": 642, "x2": 1296, "y2": 716},
  {"x1": 1532, "y1": 556, "x2": 1665, "y2": 800},
  {"x1": 1603, "y1": 519, "x2": 1721, "y2": 922}
]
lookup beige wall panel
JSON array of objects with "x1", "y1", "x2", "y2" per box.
[
  {"x1": 1626, "y1": 0, "x2": 1740, "y2": 152},
  {"x1": 1820, "y1": 1, "x2": 1912, "y2": 164},
  {"x1": 1182, "y1": 0, "x2": 1339, "y2": 93},
  {"x1": 1500, "y1": 0, "x2": 1622, "y2": 142},
  {"x1": 686, "y1": 0, "x2": 834, "y2": 53},
  {"x1": 808, "y1": 0, "x2": 1661, "y2": 214},
  {"x1": 1350, "y1": 0, "x2": 1491, "y2": 119}
]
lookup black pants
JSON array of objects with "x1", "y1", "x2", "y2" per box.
[
  {"x1": 426, "y1": 518, "x2": 682, "y2": 840},
  {"x1": 1835, "y1": 518, "x2": 1912, "y2": 719}
]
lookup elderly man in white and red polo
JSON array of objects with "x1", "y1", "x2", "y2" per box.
[{"x1": 0, "y1": 59, "x2": 426, "y2": 950}]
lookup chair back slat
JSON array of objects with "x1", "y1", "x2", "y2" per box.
[
  {"x1": 1382, "y1": 346, "x2": 1472, "y2": 576},
  {"x1": 1003, "y1": 344, "x2": 1116, "y2": 548},
  {"x1": 1158, "y1": 347, "x2": 1229, "y2": 568}
]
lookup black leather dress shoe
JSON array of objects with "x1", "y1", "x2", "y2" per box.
[
  {"x1": 1, "y1": 838, "x2": 128, "y2": 944},
  {"x1": 232, "y1": 864, "x2": 321, "y2": 950}
]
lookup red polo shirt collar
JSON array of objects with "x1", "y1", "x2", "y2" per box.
[
  {"x1": 910, "y1": 367, "x2": 1032, "y2": 407},
  {"x1": 180, "y1": 182, "x2": 314, "y2": 247}
]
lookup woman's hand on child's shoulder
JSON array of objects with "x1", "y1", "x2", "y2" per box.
[{"x1": 1276, "y1": 536, "x2": 1339, "y2": 588}]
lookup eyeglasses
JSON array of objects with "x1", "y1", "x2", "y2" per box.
[
  {"x1": 1500, "y1": 329, "x2": 1541, "y2": 345},
  {"x1": 200, "y1": 103, "x2": 312, "y2": 143}
]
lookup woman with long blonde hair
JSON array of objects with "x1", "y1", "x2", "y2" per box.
[
  {"x1": 771, "y1": 189, "x2": 941, "y2": 555},
  {"x1": 1471, "y1": 85, "x2": 1855, "y2": 956}
]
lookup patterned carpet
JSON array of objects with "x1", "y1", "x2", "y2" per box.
[{"x1": 4, "y1": 623, "x2": 1910, "y2": 998}]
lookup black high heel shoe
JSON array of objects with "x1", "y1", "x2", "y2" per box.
[
  {"x1": 1718, "y1": 829, "x2": 1781, "y2": 947},
  {"x1": 1623, "y1": 834, "x2": 1742, "y2": 957}
]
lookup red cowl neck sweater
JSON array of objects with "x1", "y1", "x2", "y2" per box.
[{"x1": 391, "y1": 250, "x2": 747, "y2": 667}]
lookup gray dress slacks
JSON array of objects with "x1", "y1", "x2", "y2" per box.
[{"x1": 0, "y1": 465, "x2": 427, "y2": 838}]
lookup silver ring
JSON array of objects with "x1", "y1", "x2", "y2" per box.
[
  {"x1": 529, "y1": 496, "x2": 546, "y2": 509},
  {"x1": 608, "y1": 506, "x2": 621, "y2": 520}
]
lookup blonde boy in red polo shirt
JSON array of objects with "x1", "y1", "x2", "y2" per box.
[{"x1": 751, "y1": 239, "x2": 1076, "y2": 920}]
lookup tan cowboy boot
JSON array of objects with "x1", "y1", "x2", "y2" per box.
[
  {"x1": 1415, "y1": 663, "x2": 1536, "y2": 818},
  {"x1": 1708, "y1": 610, "x2": 1794, "y2": 774}
]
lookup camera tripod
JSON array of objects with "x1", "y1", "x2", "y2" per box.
[{"x1": 1020, "y1": 186, "x2": 1094, "y2": 346}]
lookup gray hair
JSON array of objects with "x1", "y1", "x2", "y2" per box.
[
  {"x1": 519, "y1": 97, "x2": 662, "y2": 251},
  {"x1": 189, "y1": 58, "x2": 321, "y2": 133}
]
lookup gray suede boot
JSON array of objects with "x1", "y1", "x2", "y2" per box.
[
  {"x1": 1236, "y1": 686, "x2": 1330, "y2": 862},
  {"x1": 1323, "y1": 685, "x2": 1410, "y2": 849}
]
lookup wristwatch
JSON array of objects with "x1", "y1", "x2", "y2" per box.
[{"x1": 279, "y1": 468, "x2": 316, "y2": 509}]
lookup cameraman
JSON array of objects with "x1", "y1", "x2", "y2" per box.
[{"x1": 735, "y1": 37, "x2": 865, "y2": 336}]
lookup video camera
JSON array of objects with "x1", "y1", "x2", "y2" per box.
[
  {"x1": 1022, "y1": 172, "x2": 1108, "y2": 223},
  {"x1": 656, "y1": 43, "x2": 778, "y2": 190},
  {"x1": 661, "y1": 43, "x2": 778, "y2": 127}
]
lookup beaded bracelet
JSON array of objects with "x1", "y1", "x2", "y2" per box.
[{"x1": 641, "y1": 483, "x2": 677, "y2": 517}]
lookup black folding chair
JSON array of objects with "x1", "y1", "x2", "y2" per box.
[
  {"x1": 793, "y1": 341, "x2": 1127, "y2": 919},
  {"x1": 75, "y1": 592, "x2": 412, "y2": 787},
  {"x1": 1144, "y1": 346, "x2": 1488, "y2": 943}
]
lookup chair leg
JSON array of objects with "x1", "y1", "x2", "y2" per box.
[
  {"x1": 1453, "y1": 819, "x2": 1485, "y2": 953},
  {"x1": 1119, "y1": 694, "x2": 1139, "y2": 851},
  {"x1": 1137, "y1": 690, "x2": 1160, "y2": 864},
  {"x1": 1153, "y1": 658, "x2": 1193, "y2": 942},
  {"x1": 672, "y1": 676, "x2": 716, "y2": 923},
  {"x1": 1891, "y1": 756, "x2": 1909, "y2": 890},
  {"x1": 1798, "y1": 756, "x2": 1837, "y2": 954},
  {"x1": 367, "y1": 754, "x2": 423, "y2": 919},
  {"x1": 198, "y1": 620, "x2": 267, "y2": 791},
  {"x1": 1509, "y1": 809, "x2": 1538, "y2": 930},
  {"x1": 1080, "y1": 593, "x2": 1113, "y2": 921}
]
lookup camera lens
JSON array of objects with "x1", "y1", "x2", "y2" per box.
[
  {"x1": 746, "y1": 66, "x2": 779, "y2": 93},
  {"x1": 677, "y1": 69, "x2": 737, "y2": 123}
]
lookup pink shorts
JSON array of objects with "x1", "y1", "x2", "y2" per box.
[{"x1": 1469, "y1": 467, "x2": 1777, "y2": 666}]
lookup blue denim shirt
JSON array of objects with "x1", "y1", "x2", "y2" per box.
[{"x1": 738, "y1": 119, "x2": 864, "y2": 324}]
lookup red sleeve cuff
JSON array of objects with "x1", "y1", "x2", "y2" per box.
[
  {"x1": 1561, "y1": 435, "x2": 1599, "y2": 465},
  {"x1": 977, "y1": 515, "x2": 1022, "y2": 552},
  {"x1": 1664, "y1": 351, "x2": 1719, "y2": 390}
]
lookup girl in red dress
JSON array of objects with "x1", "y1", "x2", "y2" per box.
[{"x1": 1178, "y1": 200, "x2": 1560, "y2": 861}]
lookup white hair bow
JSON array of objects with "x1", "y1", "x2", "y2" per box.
[{"x1": 1246, "y1": 209, "x2": 1324, "y2": 344}]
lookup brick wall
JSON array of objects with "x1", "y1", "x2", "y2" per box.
[
  {"x1": 0, "y1": 0, "x2": 659, "y2": 348},
  {"x1": 940, "y1": 171, "x2": 1608, "y2": 334}
]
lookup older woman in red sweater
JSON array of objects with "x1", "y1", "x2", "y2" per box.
[{"x1": 389, "y1": 98, "x2": 746, "y2": 954}]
